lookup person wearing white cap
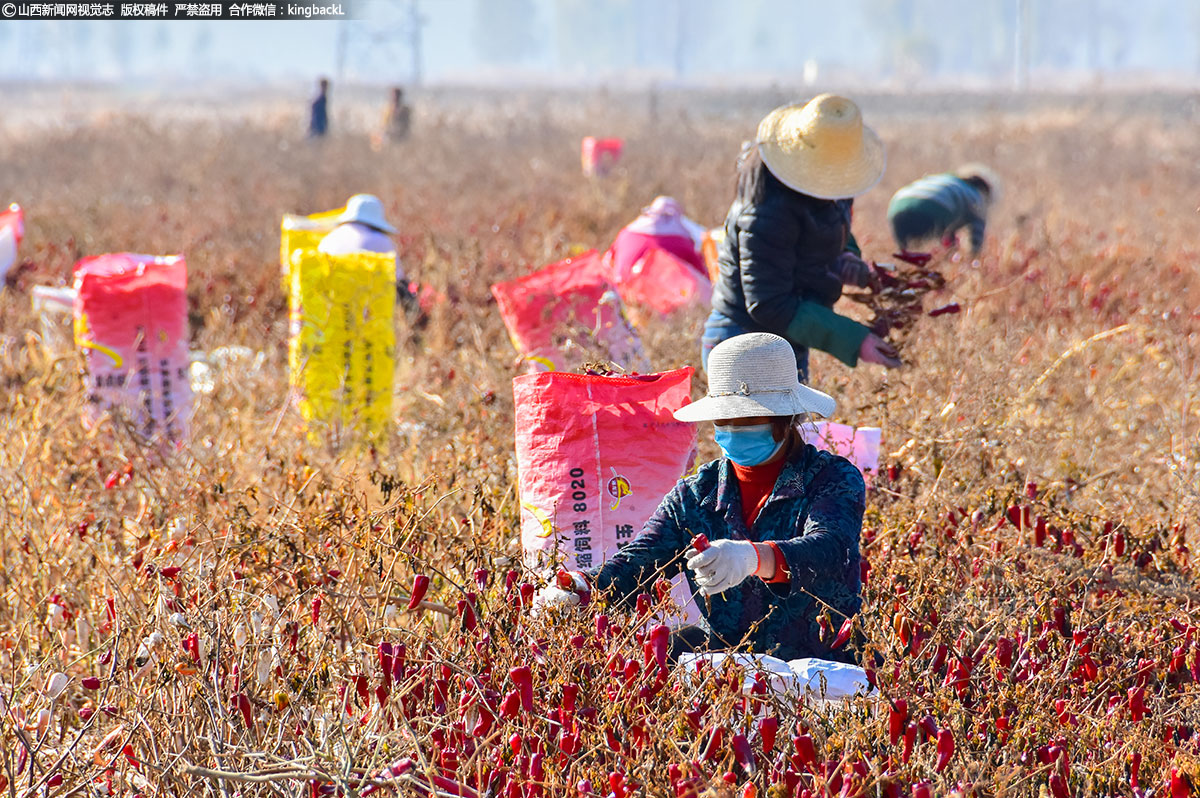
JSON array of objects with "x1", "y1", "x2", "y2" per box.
[
  {"x1": 533, "y1": 333, "x2": 865, "y2": 663},
  {"x1": 704, "y1": 94, "x2": 901, "y2": 381},
  {"x1": 319, "y1": 194, "x2": 415, "y2": 307},
  {"x1": 318, "y1": 194, "x2": 399, "y2": 258}
]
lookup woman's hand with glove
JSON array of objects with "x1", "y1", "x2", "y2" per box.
[
  {"x1": 530, "y1": 570, "x2": 590, "y2": 617},
  {"x1": 685, "y1": 539, "x2": 761, "y2": 596},
  {"x1": 832, "y1": 252, "x2": 879, "y2": 290},
  {"x1": 858, "y1": 333, "x2": 902, "y2": 369}
]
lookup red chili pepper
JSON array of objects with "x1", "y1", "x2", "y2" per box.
[
  {"x1": 929, "y1": 643, "x2": 948, "y2": 673},
  {"x1": 792, "y1": 734, "x2": 816, "y2": 769},
  {"x1": 701, "y1": 727, "x2": 724, "y2": 761},
  {"x1": 649, "y1": 624, "x2": 670, "y2": 671},
  {"x1": 472, "y1": 705, "x2": 494, "y2": 737},
  {"x1": 160, "y1": 566, "x2": 181, "y2": 579},
  {"x1": 406, "y1": 575, "x2": 430, "y2": 610},
  {"x1": 691, "y1": 534, "x2": 710, "y2": 552},
  {"x1": 902, "y1": 723, "x2": 918, "y2": 764},
  {"x1": 311, "y1": 596, "x2": 321, "y2": 624},
  {"x1": 354, "y1": 674, "x2": 369, "y2": 704},
  {"x1": 731, "y1": 732, "x2": 756, "y2": 774},
  {"x1": 831, "y1": 618, "x2": 854, "y2": 650},
  {"x1": 232, "y1": 692, "x2": 253, "y2": 729},
  {"x1": 912, "y1": 783, "x2": 932, "y2": 798},
  {"x1": 82, "y1": 676, "x2": 101, "y2": 690},
  {"x1": 391, "y1": 643, "x2": 406, "y2": 682},
  {"x1": 457, "y1": 599, "x2": 478, "y2": 633},
  {"x1": 1129, "y1": 686, "x2": 1146, "y2": 722},
  {"x1": 378, "y1": 642, "x2": 393, "y2": 688},
  {"x1": 888, "y1": 699, "x2": 908, "y2": 745},
  {"x1": 562, "y1": 683, "x2": 579, "y2": 713},
  {"x1": 1130, "y1": 751, "x2": 1141, "y2": 793},
  {"x1": 1048, "y1": 773, "x2": 1068, "y2": 798},
  {"x1": 928, "y1": 302, "x2": 961, "y2": 317},
  {"x1": 510, "y1": 666, "x2": 533, "y2": 712},
  {"x1": 757, "y1": 715, "x2": 778, "y2": 754},
  {"x1": 894, "y1": 250, "x2": 932, "y2": 266},
  {"x1": 935, "y1": 729, "x2": 954, "y2": 772},
  {"x1": 608, "y1": 772, "x2": 627, "y2": 798},
  {"x1": 996, "y1": 637, "x2": 1014, "y2": 667}
]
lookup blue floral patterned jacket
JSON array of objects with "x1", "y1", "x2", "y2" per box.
[{"x1": 588, "y1": 442, "x2": 864, "y2": 662}]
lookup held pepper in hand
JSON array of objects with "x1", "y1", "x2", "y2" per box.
[
  {"x1": 685, "y1": 539, "x2": 760, "y2": 596},
  {"x1": 530, "y1": 570, "x2": 590, "y2": 617}
]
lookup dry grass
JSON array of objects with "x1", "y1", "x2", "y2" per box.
[{"x1": 0, "y1": 87, "x2": 1198, "y2": 796}]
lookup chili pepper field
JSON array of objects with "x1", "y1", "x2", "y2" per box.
[{"x1": 0, "y1": 88, "x2": 1198, "y2": 796}]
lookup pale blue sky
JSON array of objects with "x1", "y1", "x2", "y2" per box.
[{"x1": 0, "y1": 0, "x2": 1197, "y2": 85}]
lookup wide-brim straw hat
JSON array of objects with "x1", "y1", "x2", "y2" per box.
[
  {"x1": 675, "y1": 333, "x2": 836, "y2": 423},
  {"x1": 337, "y1": 194, "x2": 396, "y2": 233},
  {"x1": 756, "y1": 94, "x2": 885, "y2": 200}
]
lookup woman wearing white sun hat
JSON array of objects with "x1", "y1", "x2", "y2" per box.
[
  {"x1": 534, "y1": 332, "x2": 865, "y2": 663},
  {"x1": 704, "y1": 94, "x2": 901, "y2": 381},
  {"x1": 319, "y1": 194, "x2": 418, "y2": 311}
]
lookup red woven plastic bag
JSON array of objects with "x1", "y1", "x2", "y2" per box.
[
  {"x1": 491, "y1": 250, "x2": 648, "y2": 373},
  {"x1": 73, "y1": 253, "x2": 191, "y2": 444},
  {"x1": 605, "y1": 246, "x2": 711, "y2": 316},
  {"x1": 514, "y1": 368, "x2": 700, "y2": 619}
]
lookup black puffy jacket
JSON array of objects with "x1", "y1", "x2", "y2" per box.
[{"x1": 710, "y1": 168, "x2": 869, "y2": 367}]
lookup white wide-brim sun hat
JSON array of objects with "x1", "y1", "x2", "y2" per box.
[
  {"x1": 337, "y1": 194, "x2": 396, "y2": 233},
  {"x1": 756, "y1": 94, "x2": 885, "y2": 201},
  {"x1": 674, "y1": 333, "x2": 836, "y2": 423}
]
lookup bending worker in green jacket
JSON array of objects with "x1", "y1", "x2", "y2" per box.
[
  {"x1": 887, "y1": 164, "x2": 999, "y2": 255},
  {"x1": 703, "y1": 94, "x2": 901, "y2": 381}
]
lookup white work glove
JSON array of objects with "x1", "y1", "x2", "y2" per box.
[
  {"x1": 685, "y1": 539, "x2": 760, "y2": 596},
  {"x1": 530, "y1": 571, "x2": 589, "y2": 618},
  {"x1": 858, "y1": 334, "x2": 902, "y2": 369}
]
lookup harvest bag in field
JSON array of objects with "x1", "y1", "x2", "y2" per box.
[
  {"x1": 279, "y1": 205, "x2": 343, "y2": 288},
  {"x1": 677, "y1": 652, "x2": 873, "y2": 703},
  {"x1": 514, "y1": 368, "x2": 699, "y2": 619},
  {"x1": 288, "y1": 247, "x2": 395, "y2": 445},
  {"x1": 0, "y1": 203, "x2": 24, "y2": 284},
  {"x1": 73, "y1": 254, "x2": 191, "y2": 443},
  {"x1": 31, "y1": 286, "x2": 77, "y2": 357},
  {"x1": 605, "y1": 247, "x2": 712, "y2": 317},
  {"x1": 801, "y1": 421, "x2": 881, "y2": 482},
  {"x1": 580, "y1": 137, "x2": 623, "y2": 177},
  {"x1": 491, "y1": 250, "x2": 648, "y2": 374}
]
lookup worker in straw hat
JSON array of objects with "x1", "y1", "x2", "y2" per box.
[
  {"x1": 534, "y1": 332, "x2": 864, "y2": 664},
  {"x1": 887, "y1": 163, "x2": 1000, "y2": 255},
  {"x1": 704, "y1": 94, "x2": 901, "y2": 381}
]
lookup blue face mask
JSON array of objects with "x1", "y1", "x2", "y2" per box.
[{"x1": 714, "y1": 423, "x2": 783, "y2": 467}]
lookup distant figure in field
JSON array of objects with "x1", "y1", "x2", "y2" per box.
[
  {"x1": 607, "y1": 196, "x2": 707, "y2": 282},
  {"x1": 318, "y1": 194, "x2": 420, "y2": 315},
  {"x1": 309, "y1": 77, "x2": 330, "y2": 138},
  {"x1": 373, "y1": 87, "x2": 412, "y2": 148},
  {"x1": 887, "y1": 165, "x2": 999, "y2": 255}
]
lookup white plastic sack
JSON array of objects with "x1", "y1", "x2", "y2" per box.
[
  {"x1": 0, "y1": 226, "x2": 16, "y2": 285},
  {"x1": 801, "y1": 421, "x2": 881, "y2": 481},
  {"x1": 31, "y1": 286, "x2": 77, "y2": 356},
  {"x1": 677, "y1": 651, "x2": 873, "y2": 703}
]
